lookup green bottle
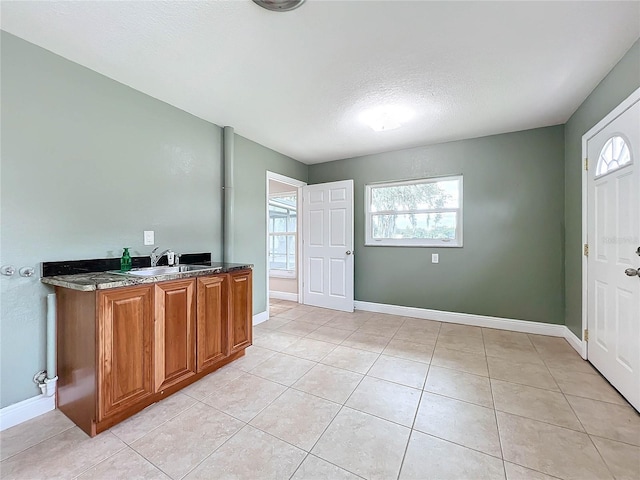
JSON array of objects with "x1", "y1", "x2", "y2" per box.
[{"x1": 120, "y1": 247, "x2": 132, "y2": 272}]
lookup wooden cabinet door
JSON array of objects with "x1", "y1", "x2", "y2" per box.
[
  {"x1": 196, "y1": 275, "x2": 228, "y2": 371},
  {"x1": 154, "y1": 279, "x2": 196, "y2": 391},
  {"x1": 98, "y1": 286, "x2": 154, "y2": 420},
  {"x1": 229, "y1": 270, "x2": 252, "y2": 354}
]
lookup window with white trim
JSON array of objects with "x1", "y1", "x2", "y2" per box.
[
  {"x1": 365, "y1": 175, "x2": 463, "y2": 247},
  {"x1": 268, "y1": 193, "x2": 297, "y2": 277},
  {"x1": 595, "y1": 135, "x2": 632, "y2": 177}
]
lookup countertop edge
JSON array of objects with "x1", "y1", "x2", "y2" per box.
[{"x1": 41, "y1": 264, "x2": 253, "y2": 292}]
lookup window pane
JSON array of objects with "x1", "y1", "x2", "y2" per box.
[
  {"x1": 274, "y1": 236, "x2": 287, "y2": 254},
  {"x1": 287, "y1": 235, "x2": 296, "y2": 270},
  {"x1": 596, "y1": 135, "x2": 632, "y2": 177},
  {"x1": 371, "y1": 212, "x2": 457, "y2": 240},
  {"x1": 370, "y1": 179, "x2": 459, "y2": 212},
  {"x1": 272, "y1": 217, "x2": 288, "y2": 233},
  {"x1": 271, "y1": 254, "x2": 287, "y2": 270},
  {"x1": 269, "y1": 234, "x2": 296, "y2": 271},
  {"x1": 288, "y1": 213, "x2": 297, "y2": 231},
  {"x1": 273, "y1": 195, "x2": 296, "y2": 207}
]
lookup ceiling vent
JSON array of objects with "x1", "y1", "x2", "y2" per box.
[{"x1": 253, "y1": 0, "x2": 305, "y2": 12}]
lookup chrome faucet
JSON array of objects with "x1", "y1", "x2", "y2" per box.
[{"x1": 150, "y1": 247, "x2": 174, "y2": 267}]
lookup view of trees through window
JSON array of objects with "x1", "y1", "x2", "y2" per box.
[{"x1": 366, "y1": 176, "x2": 463, "y2": 246}]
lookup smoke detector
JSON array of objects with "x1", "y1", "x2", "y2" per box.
[{"x1": 253, "y1": 0, "x2": 306, "y2": 12}]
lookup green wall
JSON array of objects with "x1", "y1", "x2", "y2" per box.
[
  {"x1": 0, "y1": 32, "x2": 307, "y2": 408},
  {"x1": 233, "y1": 134, "x2": 308, "y2": 314},
  {"x1": 564, "y1": 39, "x2": 640, "y2": 337},
  {"x1": 309, "y1": 126, "x2": 566, "y2": 324},
  {"x1": 0, "y1": 32, "x2": 223, "y2": 407}
]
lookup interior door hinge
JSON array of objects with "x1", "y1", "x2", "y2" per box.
[
  {"x1": 584, "y1": 329, "x2": 589, "y2": 342},
  {"x1": 584, "y1": 244, "x2": 589, "y2": 256},
  {"x1": 584, "y1": 158, "x2": 589, "y2": 171}
]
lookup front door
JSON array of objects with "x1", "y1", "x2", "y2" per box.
[
  {"x1": 586, "y1": 90, "x2": 639, "y2": 410},
  {"x1": 302, "y1": 180, "x2": 354, "y2": 312}
]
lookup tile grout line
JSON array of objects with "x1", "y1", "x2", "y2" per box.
[
  {"x1": 177, "y1": 379, "x2": 298, "y2": 480},
  {"x1": 490, "y1": 333, "x2": 577, "y2": 479},
  {"x1": 111, "y1": 394, "x2": 204, "y2": 446},
  {"x1": 288, "y1": 453, "x2": 368, "y2": 480},
  {"x1": 588, "y1": 433, "x2": 640, "y2": 449},
  {"x1": 127, "y1": 400, "x2": 226, "y2": 479},
  {"x1": 285, "y1": 357, "x2": 374, "y2": 480},
  {"x1": 483, "y1": 328, "x2": 508, "y2": 480},
  {"x1": 70, "y1": 442, "x2": 134, "y2": 480},
  {"x1": 151, "y1": 360, "x2": 303, "y2": 479},
  {"x1": 494, "y1": 334, "x2": 616, "y2": 480},
  {"x1": 396, "y1": 322, "x2": 441, "y2": 480},
  {"x1": 561, "y1": 384, "x2": 619, "y2": 479},
  {"x1": 0, "y1": 422, "x2": 77, "y2": 462},
  {"x1": 503, "y1": 460, "x2": 566, "y2": 480}
]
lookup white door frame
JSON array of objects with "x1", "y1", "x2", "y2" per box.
[
  {"x1": 266, "y1": 171, "x2": 307, "y2": 317},
  {"x1": 581, "y1": 87, "x2": 640, "y2": 361}
]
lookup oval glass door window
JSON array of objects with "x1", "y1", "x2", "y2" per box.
[{"x1": 596, "y1": 135, "x2": 632, "y2": 177}]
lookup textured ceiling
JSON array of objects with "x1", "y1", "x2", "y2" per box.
[{"x1": 1, "y1": 1, "x2": 639, "y2": 164}]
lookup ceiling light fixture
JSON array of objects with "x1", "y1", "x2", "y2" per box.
[
  {"x1": 360, "y1": 105, "x2": 414, "y2": 132},
  {"x1": 253, "y1": 0, "x2": 306, "y2": 12}
]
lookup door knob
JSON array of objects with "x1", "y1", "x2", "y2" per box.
[
  {"x1": 625, "y1": 268, "x2": 640, "y2": 277},
  {"x1": 346, "y1": 251, "x2": 352, "y2": 255}
]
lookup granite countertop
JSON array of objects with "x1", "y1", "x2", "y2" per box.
[{"x1": 41, "y1": 262, "x2": 253, "y2": 292}]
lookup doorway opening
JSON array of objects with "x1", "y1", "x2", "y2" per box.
[{"x1": 266, "y1": 172, "x2": 306, "y2": 318}]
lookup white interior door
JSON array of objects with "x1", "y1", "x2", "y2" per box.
[
  {"x1": 302, "y1": 180, "x2": 354, "y2": 312},
  {"x1": 586, "y1": 95, "x2": 639, "y2": 411}
]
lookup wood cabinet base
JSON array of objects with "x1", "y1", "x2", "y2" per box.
[
  {"x1": 55, "y1": 271, "x2": 252, "y2": 437},
  {"x1": 88, "y1": 349, "x2": 244, "y2": 435}
]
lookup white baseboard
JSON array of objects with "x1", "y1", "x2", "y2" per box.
[
  {"x1": 253, "y1": 310, "x2": 269, "y2": 326},
  {"x1": 564, "y1": 327, "x2": 587, "y2": 358},
  {"x1": 0, "y1": 393, "x2": 56, "y2": 432},
  {"x1": 269, "y1": 291, "x2": 298, "y2": 302},
  {"x1": 354, "y1": 301, "x2": 567, "y2": 337}
]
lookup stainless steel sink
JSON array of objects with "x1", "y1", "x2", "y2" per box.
[{"x1": 111, "y1": 265, "x2": 216, "y2": 277}]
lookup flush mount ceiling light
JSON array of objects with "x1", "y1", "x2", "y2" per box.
[
  {"x1": 360, "y1": 105, "x2": 415, "y2": 132},
  {"x1": 253, "y1": 0, "x2": 306, "y2": 12}
]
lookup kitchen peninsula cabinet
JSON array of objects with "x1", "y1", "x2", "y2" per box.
[{"x1": 52, "y1": 269, "x2": 252, "y2": 436}]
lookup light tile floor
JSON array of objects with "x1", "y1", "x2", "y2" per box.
[{"x1": 1, "y1": 300, "x2": 639, "y2": 479}]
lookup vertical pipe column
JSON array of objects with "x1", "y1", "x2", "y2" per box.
[
  {"x1": 223, "y1": 126, "x2": 235, "y2": 264},
  {"x1": 46, "y1": 293, "x2": 56, "y2": 379},
  {"x1": 43, "y1": 292, "x2": 58, "y2": 397}
]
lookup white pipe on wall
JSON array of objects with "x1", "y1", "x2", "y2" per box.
[
  {"x1": 46, "y1": 294, "x2": 56, "y2": 379},
  {"x1": 223, "y1": 126, "x2": 235, "y2": 263},
  {"x1": 42, "y1": 293, "x2": 58, "y2": 397}
]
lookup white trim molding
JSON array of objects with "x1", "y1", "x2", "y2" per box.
[
  {"x1": 0, "y1": 393, "x2": 56, "y2": 432},
  {"x1": 253, "y1": 310, "x2": 269, "y2": 326},
  {"x1": 355, "y1": 301, "x2": 583, "y2": 355},
  {"x1": 269, "y1": 291, "x2": 299, "y2": 302},
  {"x1": 563, "y1": 328, "x2": 587, "y2": 358}
]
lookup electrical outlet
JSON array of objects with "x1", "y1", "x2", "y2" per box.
[
  {"x1": 431, "y1": 253, "x2": 439, "y2": 264},
  {"x1": 143, "y1": 230, "x2": 155, "y2": 246}
]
